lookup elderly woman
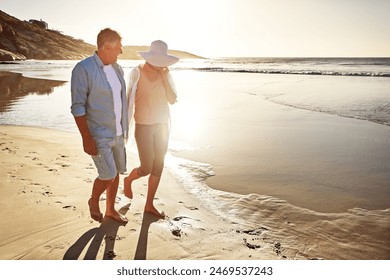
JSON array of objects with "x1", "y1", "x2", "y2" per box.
[{"x1": 124, "y1": 40, "x2": 179, "y2": 218}]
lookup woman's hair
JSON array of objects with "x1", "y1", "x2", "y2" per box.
[{"x1": 97, "y1": 28, "x2": 122, "y2": 49}]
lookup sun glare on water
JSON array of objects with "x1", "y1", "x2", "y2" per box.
[
  {"x1": 170, "y1": 100, "x2": 208, "y2": 146},
  {"x1": 168, "y1": 71, "x2": 212, "y2": 150}
]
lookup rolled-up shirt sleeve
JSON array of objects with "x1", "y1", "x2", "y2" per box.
[{"x1": 71, "y1": 64, "x2": 88, "y2": 117}]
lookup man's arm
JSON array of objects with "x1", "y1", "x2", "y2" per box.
[
  {"x1": 71, "y1": 64, "x2": 97, "y2": 156},
  {"x1": 74, "y1": 115, "x2": 97, "y2": 156}
]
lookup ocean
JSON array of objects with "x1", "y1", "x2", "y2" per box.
[
  {"x1": 2, "y1": 57, "x2": 390, "y2": 126},
  {"x1": 1, "y1": 57, "x2": 390, "y2": 214}
]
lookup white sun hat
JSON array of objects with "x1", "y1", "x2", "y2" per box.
[{"x1": 139, "y1": 40, "x2": 179, "y2": 67}]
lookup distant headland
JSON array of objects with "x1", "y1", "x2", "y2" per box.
[{"x1": 0, "y1": 10, "x2": 204, "y2": 61}]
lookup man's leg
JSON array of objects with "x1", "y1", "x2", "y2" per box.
[
  {"x1": 89, "y1": 177, "x2": 113, "y2": 222},
  {"x1": 104, "y1": 174, "x2": 127, "y2": 223},
  {"x1": 90, "y1": 136, "x2": 127, "y2": 224}
]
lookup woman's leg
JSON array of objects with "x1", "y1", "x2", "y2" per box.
[
  {"x1": 144, "y1": 124, "x2": 169, "y2": 218},
  {"x1": 144, "y1": 174, "x2": 165, "y2": 218},
  {"x1": 124, "y1": 168, "x2": 141, "y2": 199},
  {"x1": 124, "y1": 124, "x2": 154, "y2": 198}
]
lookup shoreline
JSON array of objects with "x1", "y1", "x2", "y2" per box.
[
  {"x1": 1, "y1": 125, "x2": 389, "y2": 260},
  {"x1": 1, "y1": 68, "x2": 390, "y2": 214},
  {"x1": 168, "y1": 71, "x2": 390, "y2": 213}
]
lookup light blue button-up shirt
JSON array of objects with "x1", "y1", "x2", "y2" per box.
[{"x1": 71, "y1": 52, "x2": 128, "y2": 139}]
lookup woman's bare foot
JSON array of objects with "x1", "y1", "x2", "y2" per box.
[
  {"x1": 123, "y1": 176, "x2": 133, "y2": 199},
  {"x1": 144, "y1": 205, "x2": 165, "y2": 219},
  {"x1": 105, "y1": 210, "x2": 128, "y2": 224}
]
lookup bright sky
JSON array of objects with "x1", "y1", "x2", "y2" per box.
[{"x1": 1, "y1": 0, "x2": 390, "y2": 57}]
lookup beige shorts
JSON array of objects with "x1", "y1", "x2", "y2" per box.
[{"x1": 92, "y1": 135, "x2": 127, "y2": 180}]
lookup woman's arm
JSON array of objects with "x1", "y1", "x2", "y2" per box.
[{"x1": 160, "y1": 67, "x2": 177, "y2": 104}]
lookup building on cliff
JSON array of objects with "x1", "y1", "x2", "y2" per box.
[{"x1": 28, "y1": 19, "x2": 48, "y2": 29}]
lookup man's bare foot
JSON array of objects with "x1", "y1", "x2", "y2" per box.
[
  {"x1": 123, "y1": 176, "x2": 133, "y2": 199},
  {"x1": 88, "y1": 198, "x2": 103, "y2": 223},
  {"x1": 144, "y1": 205, "x2": 165, "y2": 219},
  {"x1": 105, "y1": 210, "x2": 128, "y2": 224}
]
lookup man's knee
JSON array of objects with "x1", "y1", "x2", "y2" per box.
[{"x1": 96, "y1": 174, "x2": 117, "y2": 186}]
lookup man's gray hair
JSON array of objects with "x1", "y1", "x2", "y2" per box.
[{"x1": 97, "y1": 28, "x2": 122, "y2": 49}]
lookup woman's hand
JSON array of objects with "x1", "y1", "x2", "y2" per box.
[{"x1": 159, "y1": 67, "x2": 169, "y2": 77}]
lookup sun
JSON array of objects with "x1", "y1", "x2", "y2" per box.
[{"x1": 168, "y1": 71, "x2": 211, "y2": 149}]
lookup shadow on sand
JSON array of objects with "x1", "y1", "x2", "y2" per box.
[
  {"x1": 133, "y1": 212, "x2": 161, "y2": 260},
  {"x1": 63, "y1": 203, "x2": 131, "y2": 260},
  {"x1": 63, "y1": 203, "x2": 162, "y2": 260}
]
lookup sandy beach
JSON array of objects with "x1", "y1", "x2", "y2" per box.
[
  {"x1": 0, "y1": 125, "x2": 280, "y2": 260},
  {"x1": 0, "y1": 125, "x2": 389, "y2": 260},
  {"x1": 0, "y1": 59, "x2": 389, "y2": 260}
]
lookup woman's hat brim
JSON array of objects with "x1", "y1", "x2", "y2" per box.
[{"x1": 139, "y1": 51, "x2": 179, "y2": 67}]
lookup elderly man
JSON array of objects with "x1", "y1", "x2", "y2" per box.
[{"x1": 71, "y1": 28, "x2": 128, "y2": 224}]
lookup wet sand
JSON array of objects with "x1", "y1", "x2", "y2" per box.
[
  {"x1": 169, "y1": 71, "x2": 390, "y2": 213},
  {"x1": 0, "y1": 126, "x2": 389, "y2": 260}
]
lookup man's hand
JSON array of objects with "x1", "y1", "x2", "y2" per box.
[
  {"x1": 82, "y1": 135, "x2": 98, "y2": 156},
  {"x1": 74, "y1": 115, "x2": 98, "y2": 156}
]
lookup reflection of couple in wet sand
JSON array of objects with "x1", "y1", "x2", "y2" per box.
[{"x1": 70, "y1": 28, "x2": 179, "y2": 228}]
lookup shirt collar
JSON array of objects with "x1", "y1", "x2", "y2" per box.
[{"x1": 93, "y1": 52, "x2": 105, "y2": 68}]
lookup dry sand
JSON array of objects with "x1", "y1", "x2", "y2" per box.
[{"x1": 0, "y1": 125, "x2": 389, "y2": 260}]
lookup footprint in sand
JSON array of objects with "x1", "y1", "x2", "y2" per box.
[
  {"x1": 171, "y1": 228, "x2": 182, "y2": 237},
  {"x1": 43, "y1": 244, "x2": 66, "y2": 253},
  {"x1": 24, "y1": 155, "x2": 39, "y2": 160},
  {"x1": 184, "y1": 205, "x2": 198, "y2": 210},
  {"x1": 172, "y1": 216, "x2": 201, "y2": 222},
  {"x1": 55, "y1": 154, "x2": 71, "y2": 168},
  {"x1": 2, "y1": 146, "x2": 16, "y2": 154},
  {"x1": 238, "y1": 227, "x2": 268, "y2": 235},
  {"x1": 243, "y1": 238, "x2": 261, "y2": 249},
  {"x1": 178, "y1": 201, "x2": 198, "y2": 211},
  {"x1": 274, "y1": 242, "x2": 283, "y2": 255},
  {"x1": 164, "y1": 217, "x2": 183, "y2": 238},
  {"x1": 42, "y1": 191, "x2": 53, "y2": 196},
  {"x1": 55, "y1": 162, "x2": 70, "y2": 167},
  {"x1": 85, "y1": 164, "x2": 94, "y2": 170}
]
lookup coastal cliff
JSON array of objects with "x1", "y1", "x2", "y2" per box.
[
  {"x1": 0, "y1": 10, "x2": 95, "y2": 61},
  {"x1": 0, "y1": 10, "x2": 202, "y2": 61}
]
